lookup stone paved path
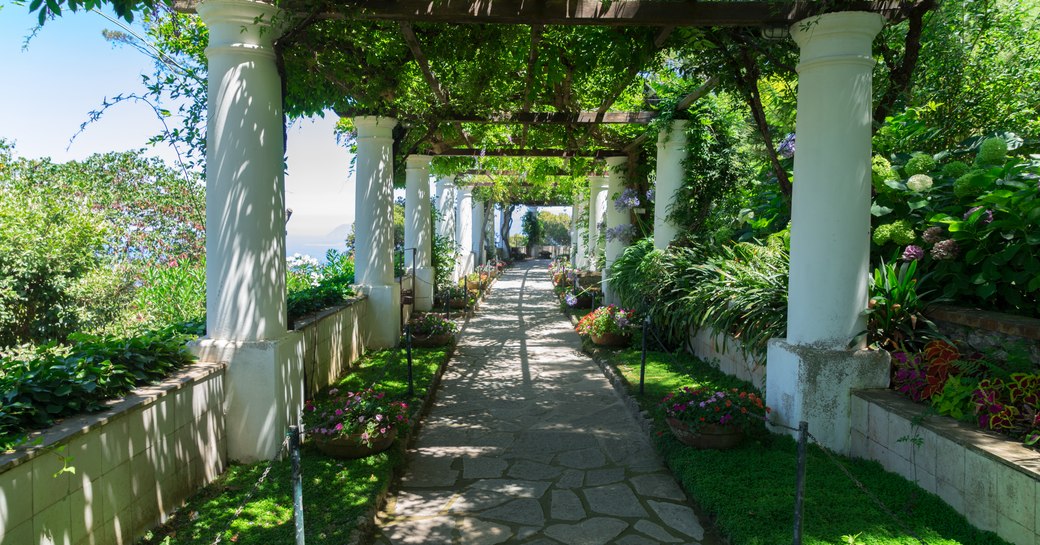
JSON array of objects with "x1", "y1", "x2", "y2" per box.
[{"x1": 372, "y1": 260, "x2": 715, "y2": 545}]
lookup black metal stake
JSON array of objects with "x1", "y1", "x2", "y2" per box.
[
  {"x1": 406, "y1": 322, "x2": 414, "y2": 397},
  {"x1": 793, "y1": 421, "x2": 808, "y2": 545},
  {"x1": 639, "y1": 316, "x2": 649, "y2": 396},
  {"x1": 289, "y1": 426, "x2": 305, "y2": 545}
]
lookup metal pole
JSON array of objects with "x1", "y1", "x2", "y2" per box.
[
  {"x1": 639, "y1": 316, "x2": 649, "y2": 395},
  {"x1": 793, "y1": 421, "x2": 808, "y2": 545},
  {"x1": 406, "y1": 322, "x2": 414, "y2": 397},
  {"x1": 289, "y1": 426, "x2": 305, "y2": 545}
]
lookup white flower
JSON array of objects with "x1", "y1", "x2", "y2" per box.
[{"x1": 906, "y1": 174, "x2": 933, "y2": 192}]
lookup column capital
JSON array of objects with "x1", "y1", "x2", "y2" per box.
[
  {"x1": 791, "y1": 12, "x2": 883, "y2": 67},
  {"x1": 354, "y1": 116, "x2": 398, "y2": 139},
  {"x1": 457, "y1": 186, "x2": 474, "y2": 197},
  {"x1": 604, "y1": 156, "x2": 628, "y2": 168},
  {"x1": 197, "y1": 0, "x2": 282, "y2": 51},
  {"x1": 406, "y1": 154, "x2": 432, "y2": 169}
]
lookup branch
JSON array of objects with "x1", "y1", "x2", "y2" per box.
[{"x1": 872, "y1": 0, "x2": 935, "y2": 128}]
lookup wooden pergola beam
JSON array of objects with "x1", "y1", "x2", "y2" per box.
[
  {"x1": 463, "y1": 169, "x2": 571, "y2": 176},
  {"x1": 445, "y1": 111, "x2": 656, "y2": 125},
  {"x1": 175, "y1": 0, "x2": 917, "y2": 26},
  {"x1": 432, "y1": 148, "x2": 624, "y2": 158}
]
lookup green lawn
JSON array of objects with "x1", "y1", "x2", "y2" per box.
[
  {"x1": 605, "y1": 348, "x2": 1010, "y2": 545},
  {"x1": 138, "y1": 346, "x2": 451, "y2": 545}
]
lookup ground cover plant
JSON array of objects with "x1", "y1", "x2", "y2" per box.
[
  {"x1": 605, "y1": 348, "x2": 1010, "y2": 545},
  {"x1": 137, "y1": 346, "x2": 451, "y2": 545}
]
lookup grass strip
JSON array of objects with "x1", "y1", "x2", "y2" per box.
[
  {"x1": 605, "y1": 348, "x2": 1010, "y2": 545},
  {"x1": 139, "y1": 346, "x2": 451, "y2": 545}
]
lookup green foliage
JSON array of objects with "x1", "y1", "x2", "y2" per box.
[
  {"x1": 521, "y1": 210, "x2": 542, "y2": 248},
  {"x1": 608, "y1": 236, "x2": 788, "y2": 359},
  {"x1": 669, "y1": 95, "x2": 751, "y2": 237},
  {"x1": 865, "y1": 260, "x2": 938, "y2": 351},
  {"x1": 0, "y1": 327, "x2": 196, "y2": 447},
  {"x1": 975, "y1": 136, "x2": 1009, "y2": 166},
  {"x1": 930, "y1": 375, "x2": 978, "y2": 421},
  {"x1": 0, "y1": 184, "x2": 108, "y2": 347},
  {"x1": 942, "y1": 161, "x2": 970, "y2": 179},
  {"x1": 122, "y1": 257, "x2": 206, "y2": 333},
  {"x1": 537, "y1": 211, "x2": 571, "y2": 246},
  {"x1": 904, "y1": 153, "x2": 937, "y2": 176}
]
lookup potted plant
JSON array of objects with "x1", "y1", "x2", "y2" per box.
[
  {"x1": 563, "y1": 286, "x2": 600, "y2": 309},
  {"x1": 407, "y1": 313, "x2": 458, "y2": 347},
  {"x1": 304, "y1": 387, "x2": 409, "y2": 459},
  {"x1": 574, "y1": 305, "x2": 636, "y2": 347},
  {"x1": 439, "y1": 285, "x2": 472, "y2": 309},
  {"x1": 658, "y1": 387, "x2": 770, "y2": 449}
]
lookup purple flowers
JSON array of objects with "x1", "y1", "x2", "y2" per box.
[
  {"x1": 646, "y1": 189, "x2": 655, "y2": 202},
  {"x1": 921, "y1": 226, "x2": 944, "y2": 244},
  {"x1": 605, "y1": 224, "x2": 636, "y2": 244},
  {"x1": 614, "y1": 188, "x2": 641, "y2": 212},
  {"x1": 931, "y1": 239, "x2": 960, "y2": 261},
  {"x1": 565, "y1": 293, "x2": 578, "y2": 307},
  {"x1": 901, "y1": 245, "x2": 925, "y2": 262},
  {"x1": 963, "y1": 206, "x2": 994, "y2": 224},
  {"x1": 777, "y1": 133, "x2": 796, "y2": 159}
]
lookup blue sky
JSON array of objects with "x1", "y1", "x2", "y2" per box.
[{"x1": 0, "y1": 4, "x2": 355, "y2": 256}]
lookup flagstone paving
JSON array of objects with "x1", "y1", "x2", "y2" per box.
[{"x1": 372, "y1": 260, "x2": 717, "y2": 545}]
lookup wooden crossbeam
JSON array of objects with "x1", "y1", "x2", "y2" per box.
[
  {"x1": 463, "y1": 169, "x2": 571, "y2": 176},
  {"x1": 446, "y1": 111, "x2": 656, "y2": 125},
  {"x1": 432, "y1": 148, "x2": 624, "y2": 158},
  {"x1": 175, "y1": 0, "x2": 917, "y2": 26},
  {"x1": 623, "y1": 75, "x2": 719, "y2": 152}
]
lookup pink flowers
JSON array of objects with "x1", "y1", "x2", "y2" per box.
[{"x1": 302, "y1": 386, "x2": 410, "y2": 448}]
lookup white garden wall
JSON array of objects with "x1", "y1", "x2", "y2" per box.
[
  {"x1": 0, "y1": 363, "x2": 226, "y2": 545},
  {"x1": 686, "y1": 327, "x2": 765, "y2": 392},
  {"x1": 294, "y1": 296, "x2": 372, "y2": 398},
  {"x1": 852, "y1": 389, "x2": 1038, "y2": 545}
]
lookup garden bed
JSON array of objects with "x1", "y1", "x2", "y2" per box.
[
  {"x1": 137, "y1": 346, "x2": 454, "y2": 545},
  {"x1": 591, "y1": 347, "x2": 1009, "y2": 545}
]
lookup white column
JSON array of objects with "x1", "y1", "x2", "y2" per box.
[
  {"x1": 472, "y1": 199, "x2": 485, "y2": 268},
  {"x1": 194, "y1": 0, "x2": 304, "y2": 462},
  {"x1": 405, "y1": 155, "x2": 434, "y2": 311},
  {"x1": 603, "y1": 156, "x2": 629, "y2": 305},
  {"x1": 434, "y1": 176, "x2": 457, "y2": 243},
  {"x1": 574, "y1": 192, "x2": 588, "y2": 269},
  {"x1": 354, "y1": 115, "x2": 401, "y2": 348},
  {"x1": 587, "y1": 173, "x2": 609, "y2": 272},
  {"x1": 455, "y1": 187, "x2": 474, "y2": 279},
  {"x1": 654, "y1": 120, "x2": 687, "y2": 250},
  {"x1": 766, "y1": 11, "x2": 889, "y2": 454}
]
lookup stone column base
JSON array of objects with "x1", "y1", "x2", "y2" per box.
[
  {"x1": 360, "y1": 283, "x2": 401, "y2": 348},
  {"x1": 414, "y1": 266, "x2": 435, "y2": 311},
  {"x1": 191, "y1": 331, "x2": 305, "y2": 463},
  {"x1": 766, "y1": 339, "x2": 890, "y2": 454}
]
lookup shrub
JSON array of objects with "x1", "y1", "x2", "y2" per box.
[
  {"x1": 0, "y1": 327, "x2": 196, "y2": 447},
  {"x1": 904, "y1": 152, "x2": 937, "y2": 176},
  {"x1": 0, "y1": 187, "x2": 109, "y2": 347}
]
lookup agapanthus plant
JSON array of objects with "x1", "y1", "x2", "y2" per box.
[
  {"x1": 614, "y1": 188, "x2": 641, "y2": 212},
  {"x1": 304, "y1": 387, "x2": 409, "y2": 447}
]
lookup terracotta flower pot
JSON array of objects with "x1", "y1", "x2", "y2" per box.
[
  {"x1": 590, "y1": 331, "x2": 631, "y2": 348},
  {"x1": 410, "y1": 333, "x2": 454, "y2": 348},
  {"x1": 666, "y1": 418, "x2": 744, "y2": 450},
  {"x1": 312, "y1": 427, "x2": 397, "y2": 459}
]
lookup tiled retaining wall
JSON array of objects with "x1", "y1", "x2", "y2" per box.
[
  {"x1": 295, "y1": 296, "x2": 371, "y2": 399},
  {"x1": 928, "y1": 304, "x2": 1040, "y2": 365},
  {"x1": 851, "y1": 389, "x2": 1038, "y2": 545},
  {"x1": 0, "y1": 363, "x2": 226, "y2": 545},
  {"x1": 686, "y1": 327, "x2": 765, "y2": 392}
]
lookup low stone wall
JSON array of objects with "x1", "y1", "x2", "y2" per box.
[
  {"x1": 927, "y1": 304, "x2": 1040, "y2": 365},
  {"x1": 686, "y1": 327, "x2": 765, "y2": 392},
  {"x1": 0, "y1": 363, "x2": 226, "y2": 545},
  {"x1": 295, "y1": 295, "x2": 371, "y2": 399},
  {"x1": 851, "y1": 389, "x2": 1037, "y2": 545}
]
